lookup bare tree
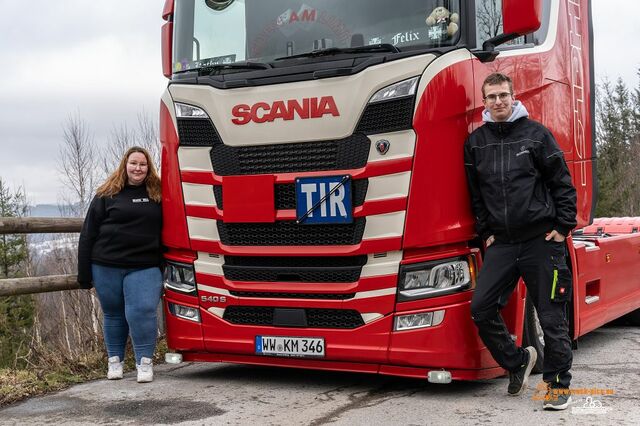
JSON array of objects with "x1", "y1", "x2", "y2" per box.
[
  {"x1": 100, "y1": 110, "x2": 160, "y2": 178},
  {"x1": 58, "y1": 113, "x2": 98, "y2": 217},
  {"x1": 30, "y1": 113, "x2": 104, "y2": 360},
  {"x1": 136, "y1": 109, "x2": 161, "y2": 167},
  {"x1": 475, "y1": 0, "x2": 524, "y2": 47},
  {"x1": 476, "y1": 0, "x2": 503, "y2": 42}
]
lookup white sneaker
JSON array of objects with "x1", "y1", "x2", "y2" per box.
[
  {"x1": 136, "y1": 357, "x2": 154, "y2": 383},
  {"x1": 107, "y1": 356, "x2": 124, "y2": 380}
]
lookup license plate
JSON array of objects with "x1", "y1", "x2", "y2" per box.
[
  {"x1": 256, "y1": 336, "x2": 325, "y2": 358},
  {"x1": 295, "y1": 175, "x2": 352, "y2": 224}
]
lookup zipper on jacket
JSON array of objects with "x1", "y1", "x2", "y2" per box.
[
  {"x1": 501, "y1": 138, "x2": 510, "y2": 239},
  {"x1": 493, "y1": 149, "x2": 497, "y2": 173}
]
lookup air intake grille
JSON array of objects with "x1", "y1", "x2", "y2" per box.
[
  {"x1": 355, "y1": 97, "x2": 415, "y2": 134},
  {"x1": 223, "y1": 307, "x2": 365, "y2": 329},
  {"x1": 213, "y1": 179, "x2": 369, "y2": 210},
  {"x1": 177, "y1": 118, "x2": 223, "y2": 146},
  {"x1": 217, "y1": 218, "x2": 366, "y2": 246},
  {"x1": 306, "y1": 308, "x2": 364, "y2": 328},
  {"x1": 223, "y1": 255, "x2": 367, "y2": 283},
  {"x1": 209, "y1": 134, "x2": 370, "y2": 176}
]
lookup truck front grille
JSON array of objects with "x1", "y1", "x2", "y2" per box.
[
  {"x1": 223, "y1": 306, "x2": 365, "y2": 329},
  {"x1": 209, "y1": 134, "x2": 370, "y2": 176},
  {"x1": 217, "y1": 218, "x2": 366, "y2": 246},
  {"x1": 223, "y1": 255, "x2": 367, "y2": 282},
  {"x1": 355, "y1": 96, "x2": 415, "y2": 135},
  {"x1": 177, "y1": 96, "x2": 414, "y2": 148},
  {"x1": 177, "y1": 118, "x2": 222, "y2": 146}
]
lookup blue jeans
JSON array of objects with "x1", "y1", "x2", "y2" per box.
[{"x1": 92, "y1": 264, "x2": 163, "y2": 364}]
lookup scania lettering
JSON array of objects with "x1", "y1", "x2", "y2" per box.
[
  {"x1": 231, "y1": 96, "x2": 340, "y2": 125},
  {"x1": 160, "y1": 0, "x2": 640, "y2": 381}
]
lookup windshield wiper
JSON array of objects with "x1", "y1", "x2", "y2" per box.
[
  {"x1": 207, "y1": 62, "x2": 272, "y2": 76},
  {"x1": 275, "y1": 44, "x2": 400, "y2": 61}
]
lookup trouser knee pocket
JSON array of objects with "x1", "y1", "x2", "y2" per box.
[{"x1": 550, "y1": 243, "x2": 572, "y2": 302}]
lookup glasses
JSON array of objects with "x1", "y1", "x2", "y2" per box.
[
  {"x1": 128, "y1": 161, "x2": 148, "y2": 169},
  {"x1": 483, "y1": 92, "x2": 512, "y2": 103}
]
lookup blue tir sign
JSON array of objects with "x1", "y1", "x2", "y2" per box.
[{"x1": 295, "y1": 176, "x2": 353, "y2": 224}]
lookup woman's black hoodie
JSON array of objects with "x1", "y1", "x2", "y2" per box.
[{"x1": 77, "y1": 185, "x2": 162, "y2": 288}]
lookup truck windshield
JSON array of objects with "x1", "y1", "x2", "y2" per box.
[{"x1": 173, "y1": 0, "x2": 462, "y2": 73}]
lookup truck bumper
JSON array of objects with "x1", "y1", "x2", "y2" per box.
[{"x1": 164, "y1": 292, "x2": 503, "y2": 381}]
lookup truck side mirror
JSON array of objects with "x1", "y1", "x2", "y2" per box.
[
  {"x1": 162, "y1": 0, "x2": 174, "y2": 78},
  {"x1": 503, "y1": 0, "x2": 542, "y2": 35},
  {"x1": 162, "y1": 22, "x2": 173, "y2": 78},
  {"x1": 473, "y1": 0, "x2": 543, "y2": 63}
]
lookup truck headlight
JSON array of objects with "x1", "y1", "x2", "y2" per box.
[
  {"x1": 164, "y1": 261, "x2": 196, "y2": 294},
  {"x1": 168, "y1": 302, "x2": 201, "y2": 322},
  {"x1": 394, "y1": 310, "x2": 445, "y2": 331},
  {"x1": 369, "y1": 76, "x2": 419, "y2": 103},
  {"x1": 398, "y1": 255, "x2": 476, "y2": 301},
  {"x1": 175, "y1": 102, "x2": 209, "y2": 118}
]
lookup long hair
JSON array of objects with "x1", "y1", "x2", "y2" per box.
[{"x1": 96, "y1": 147, "x2": 161, "y2": 202}]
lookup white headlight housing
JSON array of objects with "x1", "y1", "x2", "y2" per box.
[
  {"x1": 394, "y1": 310, "x2": 445, "y2": 331},
  {"x1": 164, "y1": 261, "x2": 196, "y2": 294},
  {"x1": 175, "y1": 102, "x2": 209, "y2": 118},
  {"x1": 168, "y1": 302, "x2": 201, "y2": 323},
  {"x1": 398, "y1": 256, "x2": 476, "y2": 300},
  {"x1": 369, "y1": 76, "x2": 419, "y2": 104}
]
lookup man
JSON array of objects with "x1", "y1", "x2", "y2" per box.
[{"x1": 464, "y1": 73, "x2": 577, "y2": 410}]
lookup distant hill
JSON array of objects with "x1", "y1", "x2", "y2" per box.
[
  {"x1": 29, "y1": 204, "x2": 64, "y2": 217},
  {"x1": 27, "y1": 204, "x2": 80, "y2": 243},
  {"x1": 29, "y1": 204, "x2": 82, "y2": 218}
]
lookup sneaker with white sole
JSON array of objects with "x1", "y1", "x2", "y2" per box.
[
  {"x1": 507, "y1": 346, "x2": 537, "y2": 396},
  {"x1": 136, "y1": 357, "x2": 154, "y2": 383},
  {"x1": 543, "y1": 390, "x2": 572, "y2": 410},
  {"x1": 107, "y1": 356, "x2": 124, "y2": 380}
]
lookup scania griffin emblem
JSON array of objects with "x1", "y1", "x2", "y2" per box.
[{"x1": 376, "y1": 139, "x2": 391, "y2": 155}]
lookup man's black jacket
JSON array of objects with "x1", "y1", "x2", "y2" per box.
[{"x1": 464, "y1": 117, "x2": 577, "y2": 243}]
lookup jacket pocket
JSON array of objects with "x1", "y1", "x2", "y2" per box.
[
  {"x1": 533, "y1": 182, "x2": 550, "y2": 209},
  {"x1": 512, "y1": 147, "x2": 534, "y2": 174}
]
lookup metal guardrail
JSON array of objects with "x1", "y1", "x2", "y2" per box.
[{"x1": 0, "y1": 217, "x2": 82, "y2": 297}]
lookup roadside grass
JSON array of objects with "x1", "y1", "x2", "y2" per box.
[{"x1": 0, "y1": 338, "x2": 168, "y2": 408}]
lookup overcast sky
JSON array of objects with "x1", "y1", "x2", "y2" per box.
[{"x1": 0, "y1": 0, "x2": 638, "y2": 205}]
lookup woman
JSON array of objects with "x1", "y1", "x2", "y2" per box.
[{"x1": 77, "y1": 147, "x2": 163, "y2": 383}]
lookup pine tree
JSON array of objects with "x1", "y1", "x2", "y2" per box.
[
  {"x1": 594, "y1": 75, "x2": 639, "y2": 217},
  {"x1": 0, "y1": 178, "x2": 28, "y2": 278},
  {"x1": 625, "y1": 69, "x2": 640, "y2": 215},
  {"x1": 0, "y1": 178, "x2": 33, "y2": 368}
]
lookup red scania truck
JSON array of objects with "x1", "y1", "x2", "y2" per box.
[{"x1": 159, "y1": 0, "x2": 640, "y2": 381}]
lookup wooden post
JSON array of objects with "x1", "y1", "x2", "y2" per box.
[
  {"x1": 0, "y1": 275, "x2": 80, "y2": 297},
  {"x1": 0, "y1": 217, "x2": 83, "y2": 234}
]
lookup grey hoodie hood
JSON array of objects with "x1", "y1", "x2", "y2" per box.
[{"x1": 482, "y1": 100, "x2": 529, "y2": 123}]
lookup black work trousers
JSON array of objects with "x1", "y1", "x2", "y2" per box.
[{"x1": 471, "y1": 236, "x2": 573, "y2": 388}]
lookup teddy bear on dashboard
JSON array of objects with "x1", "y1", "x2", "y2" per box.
[{"x1": 425, "y1": 6, "x2": 460, "y2": 41}]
